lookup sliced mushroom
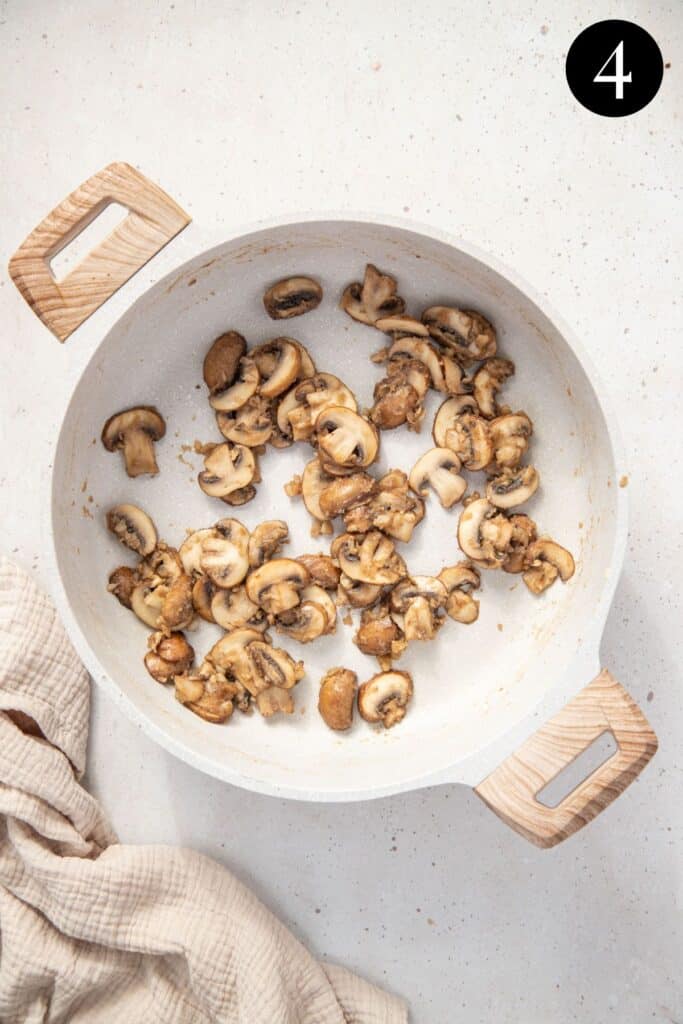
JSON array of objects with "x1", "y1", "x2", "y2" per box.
[
  {"x1": 422, "y1": 306, "x2": 497, "y2": 363},
  {"x1": 390, "y1": 576, "x2": 446, "y2": 641},
  {"x1": 290, "y1": 340, "x2": 317, "y2": 379},
  {"x1": 343, "y1": 469, "x2": 425, "y2": 543},
  {"x1": 251, "y1": 338, "x2": 301, "y2": 398},
  {"x1": 300, "y1": 457, "x2": 335, "y2": 523},
  {"x1": 209, "y1": 357, "x2": 260, "y2": 412},
  {"x1": 175, "y1": 662, "x2": 242, "y2": 723},
  {"x1": 375, "y1": 313, "x2": 429, "y2": 337},
  {"x1": 336, "y1": 575, "x2": 384, "y2": 609},
  {"x1": 473, "y1": 358, "x2": 514, "y2": 418},
  {"x1": 523, "y1": 539, "x2": 575, "y2": 595},
  {"x1": 319, "y1": 473, "x2": 377, "y2": 518},
  {"x1": 245, "y1": 558, "x2": 310, "y2": 615},
  {"x1": 386, "y1": 355, "x2": 432, "y2": 398},
  {"x1": 139, "y1": 543, "x2": 183, "y2": 585},
  {"x1": 256, "y1": 687, "x2": 295, "y2": 717},
  {"x1": 198, "y1": 442, "x2": 257, "y2": 502},
  {"x1": 208, "y1": 627, "x2": 265, "y2": 695},
  {"x1": 101, "y1": 406, "x2": 166, "y2": 477},
  {"x1": 370, "y1": 373, "x2": 424, "y2": 432},
  {"x1": 316, "y1": 407, "x2": 379, "y2": 474},
  {"x1": 248, "y1": 520, "x2": 289, "y2": 567},
  {"x1": 247, "y1": 640, "x2": 305, "y2": 693},
  {"x1": 107, "y1": 566, "x2": 138, "y2": 608},
  {"x1": 203, "y1": 331, "x2": 247, "y2": 393},
  {"x1": 211, "y1": 585, "x2": 266, "y2": 631},
  {"x1": 191, "y1": 575, "x2": 216, "y2": 622},
  {"x1": 318, "y1": 668, "x2": 357, "y2": 731},
  {"x1": 432, "y1": 395, "x2": 478, "y2": 446},
  {"x1": 409, "y1": 448, "x2": 467, "y2": 509},
  {"x1": 297, "y1": 554, "x2": 340, "y2": 590},
  {"x1": 130, "y1": 582, "x2": 166, "y2": 629},
  {"x1": 387, "y1": 336, "x2": 462, "y2": 393},
  {"x1": 200, "y1": 518, "x2": 250, "y2": 588},
  {"x1": 438, "y1": 563, "x2": 481, "y2": 623},
  {"x1": 354, "y1": 600, "x2": 404, "y2": 658},
  {"x1": 358, "y1": 670, "x2": 413, "y2": 729},
  {"x1": 488, "y1": 412, "x2": 533, "y2": 469},
  {"x1": 276, "y1": 585, "x2": 336, "y2": 643},
  {"x1": 179, "y1": 528, "x2": 216, "y2": 576},
  {"x1": 160, "y1": 573, "x2": 194, "y2": 631},
  {"x1": 284, "y1": 373, "x2": 357, "y2": 442},
  {"x1": 340, "y1": 263, "x2": 405, "y2": 325},
  {"x1": 486, "y1": 465, "x2": 539, "y2": 509},
  {"x1": 106, "y1": 504, "x2": 157, "y2": 556},
  {"x1": 144, "y1": 631, "x2": 194, "y2": 684},
  {"x1": 331, "y1": 531, "x2": 406, "y2": 585},
  {"x1": 216, "y1": 394, "x2": 274, "y2": 447},
  {"x1": 263, "y1": 276, "x2": 322, "y2": 319},
  {"x1": 457, "y1": 497, "x2": 513, "y2": 568},
  {"x1": 433, "y1": 401, "x2": 493, "y2": 471},
  {"x1": 502, "y1": 514, "x2": 538, "y2": 574}
]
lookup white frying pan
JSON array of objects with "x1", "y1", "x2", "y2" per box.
[{"x1": 9, "y1": 163, "x2": 658, "y2": 848}]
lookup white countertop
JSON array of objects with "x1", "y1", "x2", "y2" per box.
[{"x1": 1, "y1": 2, "x2": 681, "y2": 1020}]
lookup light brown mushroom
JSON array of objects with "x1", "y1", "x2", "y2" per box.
[
  {"x1": 256, "y1": 687, "x2": 295, "y2": 717},
  {"x1": 216, "y1": 395, "x2": 274, "y2": 447},
  {"x1": 160, "y1": 573, "x2": 194, "y2": 631},
  {"x1": 473, "y1": 358, "x2": 514, "y2": 418},
  {"x1": 283, "y1": 373, "x2": 357, "y2": 442},
  {"x1": 297, "y1": 554, "x2": 341, "y2": 590},
  {"x1": 203, "y1": 331, "x2": 247, "y2": 394},
  {"x1": 457, "y1": 497, "x2": 513, "y2": 568},
  {"x1": 488, "y1": 413, "x2": 533, "y2": 469},
  {"x1": 191, "y1": 575, "x2": 216, "y2": 622},
  {"x1": 523, "y1": 538, "x2": 575, "y2": 594},
  {"x1": 290, "y1": 340, "x2": 317, "y2": 379},
  {"x1": 211, "y1": 585, "x2": 266, "y2": 631},
  {"x1": 375, "y1": 313, "x2": 430, "y2": 337},
  {"x1": 198, "y1": 442, "x2": 257, "y2": 503},
  {"x1": 318, "y1": 668, "x2": 357, "y2": 731},
  {"x1": 370, "y1": 372, "x2": 424, "y2": 432},
  {"x1": 245, "y1": 558, "x2": 310, "y2": 615},
  {"x1": 130, "y1": 582, "x2": 166, "y2": 629},
  {"x1": 107, "y1": 566, "x2": 138, "y2": 608},
  {"x1": 358, "y1": 670, "x2": 413, "y2": 729},
  {"x1": 276, "y1": 585, "x2": 336, "y2": 643},
  {"x1": 422, "y1": 306, "x2": 497, "y2": 363},
  {"x1": 390, "y1": 576, "x2": 447, "y2": 641},
  {"x1": 319, "y1": 473, "x2": 377, "y2": 518},
  {"x1": 486, "y1": 465, "x2": 539, "y2": 509},
  {"x1": 200, "y1": 518, "x2": 250, "y2": 588},
  {"x1": 106, "y1": 504, "x2": 157, "y2": 556},
  {"x1": 209, "y1": 357, "x2": 260, "y2": 412},
  {"x1": 179, "y1": 528, "x2": 216, "y2": 576},
  {"x1": 247, "y1": 640, "x2": 305, "y2": 694},
  {"x1": 354, "y1": 600, "x2": 405, "y2": 659},
  {"x1": 409, "y1": 448, "x2": 467, "y2": 509},
  {"x1": 336, "y1": 575, "x2": 384, "y2": 609},
  {"x1": 387, "y1": 336, "x2": 464, "y2": 394},
  {"x1": 144, "y1": 631, "x2": 194, "y2": 683},
  {"x1": 340, "y1": 263, "x2": 405, "y2": 325},
  {"x1": 251, "y1": 338, "x2": 302, "y2": 398},
  {"x1": 101, "y1": 406, "x2": 166, "y2": 477},
  {"x1": 263, "y1": 276, "x2": 322, "y2": 319},
  {"x1": 343, "y1": 469, "x2": 425, "y2": 543},
  {"x1": 315, "y1": 407, "x2": 379, "y2": 474},
  {"x1": 175, "y1": 661, "x2": 243, "y2": 723},
  {"x1": 433, "y1": 397, "x2": 493, "y2": 471},
  {"x1": 207, "y1": 628, "x2": 264, "y2": 695},
  {"x1": 331, "y1": 531, "x2": 406, "y2": 585},
  {"x1": 438, "y1": 563, "x2": 481, "y2": 623},
  {"x1": 139, "y1": 543, "x2": 184, "y2": 585},
  {"x1": 502, "y1": 514, "x2": 538, "y2": 574},
  {"x1": 248, "y1": 520, "x2": 289, "y2": 567},
  {"x1": 300, "y1": 457, "x2": 335, "y2": 525}
]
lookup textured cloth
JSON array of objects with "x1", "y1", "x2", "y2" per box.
[{"x1": 0, "y1": 559, "x2": 406, "y2": 1024}]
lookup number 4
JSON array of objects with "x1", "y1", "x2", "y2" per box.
[{"x1": 594, "y1": 41, "x2": 632, "y2": 99}]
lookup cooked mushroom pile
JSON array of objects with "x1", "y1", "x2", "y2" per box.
[{"x1": 100, "y1": 264, "x2": 575, "y2": 737}]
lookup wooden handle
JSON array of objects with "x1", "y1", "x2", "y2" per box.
[
  {"x1": 474, "y1": 670, "x2": 657, "y2": 848},
  {"x1": 8, "y1": 162, "x2": 191, "y2": 341}
]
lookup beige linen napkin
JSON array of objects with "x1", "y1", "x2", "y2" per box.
[{"x1": 0, "y1": 558, "x2": 407, "y2": 1024}]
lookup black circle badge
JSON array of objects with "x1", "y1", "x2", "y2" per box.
[{"x1": 566, "y1": 20, "x2": 663, "y2": 117}]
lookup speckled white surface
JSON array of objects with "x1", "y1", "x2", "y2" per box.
[{"x1": 1, "y1": 1, "x2": 681, "y2": 1021}]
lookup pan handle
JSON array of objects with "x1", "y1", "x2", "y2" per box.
[
  {"x1": 474, "y1": 670, "x2": 657, "y2": 848},
  {"x1": 8, "y1": 162, "x2": 191, "y2": 342}
]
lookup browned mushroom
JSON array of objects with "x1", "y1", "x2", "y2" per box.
[
  {"x1": 522, "y1": 539, "x2": 575, "y2": 594},
  {"x1": 315, "y1": 407, "x2": 379, "y2": 474},
  {"x1": 101, "y1": 406, "x2": 166, "y2": 477},
  {"x1": 144, "y1": 631, "x2": 194, "y2": 683},
  {"x1": 200, "y1": 518, "x2": 250, "y2": 588},
  {"x1": 502, "y1": 514, "x2": 538, "y2": 574},
  {"x1": 209, "y1": 357, "x2": 260, "y2": 412},
  {"x1": 198, "y1": 442, "x2": 258, "y2": 503},
  {"x1": 245, "y1": 558, "x2": 310, "y2": 615},
  {"x1": 433, "y1": 397, "x2": 493, "y2": 471},
  {"x1": 340, "y1": 263, "x2": 405, "y2": 325},
  {"x1": 216, "y1": 395, "x2": 274, "y2": 447},
  {"x1": 281, "y1": 373, "x2": 357, "y2": 442},
  {"x1": 106, "y1": 504, "x2": 157, "y2": 556},
  {"x1": 422, "y1": 306, "x2": 497, "y2": 363},
  {"x1": 486, "y1": 465, "x2": 539, "y2": 509},
  {"x1": 354, "y1": 600, "x2": 405, "y2": 659},
  {"x1": 370, "y1": 371, "x2": 424, "y2": 432},
  {"x1": 248, "y1": 520, "x2": 289, "y2": 567},
  {"x1": 251, "y1": 338, "x2": 302, "y2": 398},
  {"x1": 358, "y1": 670, "x2": 413, "y2": 728},
  {"x1": 457, "y1": 497, "x2": 513, "y2": 568},
  {"x1": 438, "y1": 563, "x2": 481, "y2": 623},
  {"x1": 336, "y1": 575, "x2": 384, "y2": 609},
  {"x1": 473, "y1": 358, "x2": 514, "y2": 418},
  {"x1": 343, "y1": 469, "x2": 425, "y2": 543},
  {"x1": 263, "y1": 276, "x2": 322, "y2": 319},
  {"x1": 203, "y1": 331, "x2": 247, "y2": 393},
  {"x1": 318, "y1": 473, "x2": 377, "y2": 518},
  {"x1": 318, "y1": 668, "x2": 357, "y2": 731},
  {"x1": 389, "y1": 576, "x2": 446, "y2": 641},
  {"x1": 488, "y1": 413, "x2": 533, "y2": 469},
  {"x1": 107, "y1": 565, "x2": 138, "y2": 608},
  {"x1": 409, "y1": 448, "x2": 467, "y2": 509},
  {"x1": 296, "y1": 553, "x2": 341, "y2": 590},
  {"x1": 331, "y1": 531, "x2": 406, "y2": 586}
]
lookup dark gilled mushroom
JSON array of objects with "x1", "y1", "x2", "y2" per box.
[
  {"x1": 340, "y1": 263, "x2": 405, "y2": 326},
  {"x1": 370, "y1": 372, "x2": 424, "y2": 432},
  {"x1": 106, "y1": 504, "x2": 157, "y2": 556},
  {"x1": 216, "y1": 394, "x2": 274, "y2": 447},
  {"x1": 387, "y1": 336, "x2": 464, "y2": 394},
  {"x1": 101, "y1": 406, "x2": 166, "y2": 477},
  {"x1": 263, "y1": 276, "x2": 323, "y2": 319},
  {"x1": 422, "y1": 306, "x2": 497, "y2": 364},
  {"x1": 331, "y1": 531, "x2": 406, "y2": 586},
  {"x1": 144, "y1": 631, "x2": 194, "y2": 683},
  {"x1": 191, "y1": 575, "x2": 216, "y2": 622},
  {"x1": 198, "y1": 442, "x2": 258, "y2": 504},
  {"x1": 248, "y1": 520, "x2": 289, "y2": 567},
  {"x1": 251, "y1": 338, "x2": 301, "y2": 398},
  {"x1": 200, "y1": 518, "x2": 250, "y2": 588},
  {"x1": 438, "y1": 563, "x2": 481, "y2": 624},
  {"x1": 473, "y1": 358, "x2": 515, "y2": 418},
  {"x1": 457, "y1": 497, "x2": 513, "y2": 569},
  {"x1": 281, "y1": 373, "x2": 357, "y2": 443},
  {"x1": 245, "y1": 558, "x2": 311, "y2": 615},
  {"x1": 488, "y1": 412, "x2": 533, "y2": 469},
  {"x1": 486, "y1": 465, "x2": 539, "y2": 509},
  {"x1": 522, "y1": 538, "x2": 575, "y2": 595},
  {"x1": 275, "y1": 585, "x2": 336, "y2": 643},
  {"x1": 409, "y1": 448, "x2": 467, "y2": 509},
  {"x1": 203, "y1": 331, "x2": 247, "y2": 394},
  {"x1": 358, "y1": 670, "x2": 413, "y2": 729},
  {"x1": 389, "y1": 576, "x2": 447, "y2": 641},
  {"x1": 318, "y1": 667, "x2": 357, "y2": 731},
  {"x1": 211, "y1": 585, "x2": 265, "y2": 631},
  {"x1": 315, "y1": 407, "x2": 379, "y2": 474},
  {"x1": 343, "y1": 469, "x2": 425, "y2": 543},
  {"x1": 433, "y1": 397, "x2": 493, "y2": 471}
]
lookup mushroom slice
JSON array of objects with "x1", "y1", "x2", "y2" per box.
[
  {"x1": 198, "y1": 442, "x2": 257, "y2": 502},
  {"x1": 422, "y1": 306, "x2": 497, "y2": 363},
  {"x1": 331, "y1": 531, "x2": 406, "y2": 585},
  {"x1": 200, "y1": 518, "x2": 250, "y2": 588},
  {"x1": 523, "y1": 539, "x2": 575, "y2": 595},
  {"x1": 433, "y1": 402, "x2": 493, "y2": 471},
  {"x1": 251, "y1": 338, "x2": 302, "y2": 398},
  {"x1": 486, "y1": 465, "x2": 539, "y2": 509},
  {"x1": 375, "y1": 314, "x2": 429, "y2": 338},
  {"x1": 344, "y1": 469, "x2": 425, "y2": 543},
  {"x1": 489, "y1": 413, "x2": 533, "y2": 469},
  {"x1": 208, "y1": 626, "x2": 264, "y2": 681},
  {"x1": 101, "y1": 406, "x2": 166, "y2": 478},
  {"x1": 160, "y1": 573, "x2": 194, "y2": 631},
  {"x1": 203, "y1": 331, "x2": 247, "y2": 393},
  {"x1": 386, "y1": 355, "x2": 432, "y2": 398},
  {"x1": 107, "y1": 566, "x2": 138, "y2": 608},
  {"x1": 388, "y1": 337, "x2": 453, "y2": 393},
  {"x1": 358, "y1": 670, "x2": 413, "y2": 729},
  {"x1": 473, "y1": 358, "x2": 515, "y2": 418},
  {"x1": 256, "y1": 686, "x2": 295, "y2": 718},
  {"x1": 247, "y1": 641, "x2": 305, "y2": 693},
  {"x1": 106, "y1": 504, "x2": 157, "y2": 556},
  {"x1": 144, "y1": 631, "x2": 194, "y2": 684},
  {"x1": 216, "y1": 395, "x2": 274, "y2": 447},
  {"x1": 390, "y1": 576, "x2": 447, "y2": 641},
  {"x1": 503, "y1": 514, "x2": 538, "y2": 574},
  {"x1": 340, "y1": 263, "x2": 405, "y2": 325},
  {"x1": 337, "y1": 575, "x2": 383, "y2": 609},
  {"x1": 457, "y1": 498, "x2": 513, "y2": 569},
  {"x1": 300, "y1": 457, "x2": 335, "y2": 523},
  {"x1": 354, "y1": 600, "x2": 404, "y2": 658},
  {"x1": 175, "y1": 661, "x2": 241, "y2": 723},
  {"x1": 409, "y1": 448, "x2": 467, "y2": 509},
  {"x1": 438, "y1": 563, "x2": 481, "y2": 624},
  {"x1": 297, "y1": 554, "x2": 340, "y2": 590},
  {"x1": 191, "y1": 575, "x2": 216, "y2": 622},
  {"x1": 248, "y1": 520, "x2": 289, "y2": 567},
  {"x1": 245, "y1": 558, "x2": 310, "y2": 615},
  {"x1": 139, "y1": 542, "x2": 183, "y2": 584},
  {"x1": 318, "y1": 668, "x2": 357, "y2": 731},
  {"x1": 315, "y1": 407, "x2": 379, "y2": 473},
  {"x1": 276, "y1": 588, "x2": 332, "y2": 643},
  {"x1": 263, "y1": 276, "x2": 322, "y2": 319},
  {"x1": 319, "y1": 473, "x2": 377, "y2": 518},
  {"x1": 130, "y1": 582, "x2": 166, "y2": 629},
  {"x1": 370, "y1": 373, "x2": 423, "y2": 432},
  {"x1": 432, "y1": 395, "x2": 479, "y2": 447},
  {"x1": 285, "y1": 373, "x2": 357, "y2": 442},
  {"x1": 179, "y1": 528, "x2": 216, "y2": 576},
  {"x1": 211, "y1": 585, "x2": 265, "y2": 631},
  {"x1": 209, "y1": 357, "x2": 260, "y2": 412},
  {"x1": 290, "y1": 340, "x2": 317, "y2": 379}
]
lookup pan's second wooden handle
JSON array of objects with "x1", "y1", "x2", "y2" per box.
[
  {"x1": 8, "y1": 162, "x2": 191, "y2": 342},
  {"x1": 474, "y1": 670, "x2": 657, "y2": 848}
]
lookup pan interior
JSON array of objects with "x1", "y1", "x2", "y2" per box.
[{"x1": 52, "y1": 221, "x2": 618, "y2": 796}]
